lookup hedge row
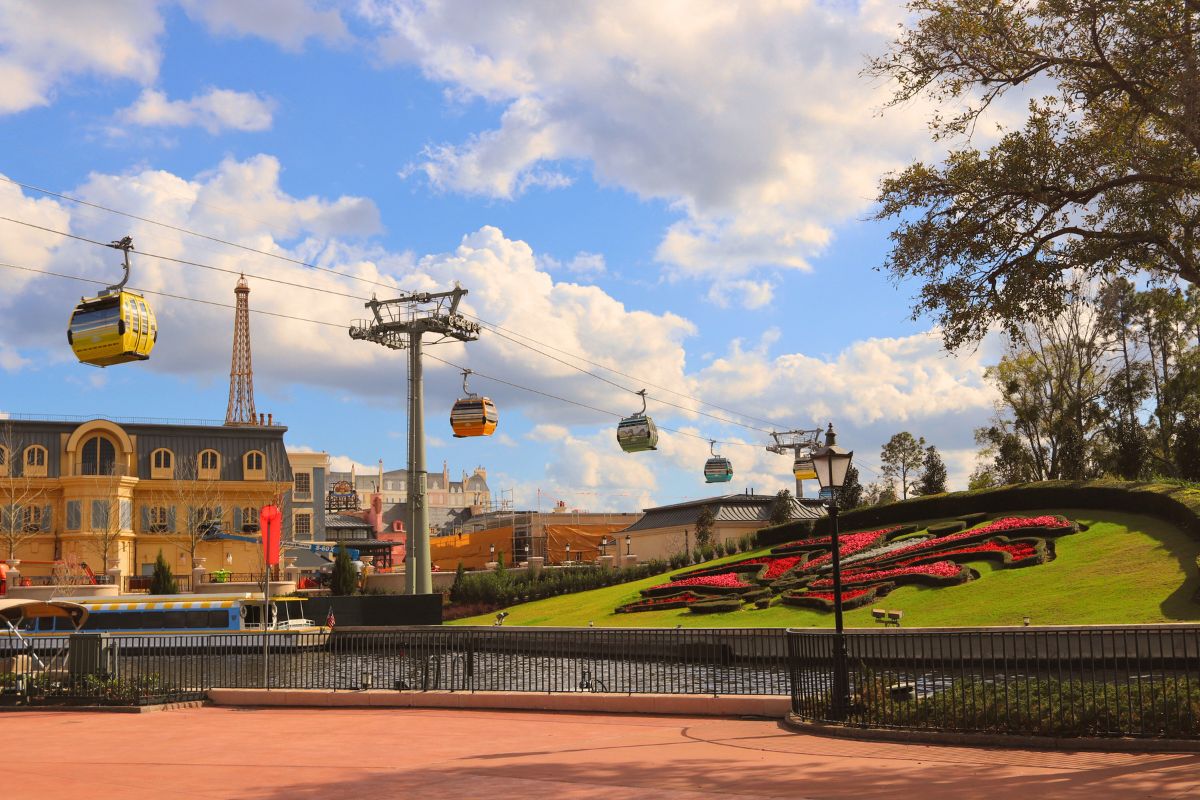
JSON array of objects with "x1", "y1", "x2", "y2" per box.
[{"x1": 766, "y1": 480, "x2": 1200, "y2": 541}]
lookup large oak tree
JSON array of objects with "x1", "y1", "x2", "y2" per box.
[{"x1": 870, "y1": 1, "x2": 1200, "y2": 349}]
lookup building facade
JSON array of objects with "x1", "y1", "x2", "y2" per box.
[
  {"x1": 0, "y1": 418, "x2": 294, "y2": 580},
  {"x1": 619, "y1": 492, "x2": 826, "y2": 562}
]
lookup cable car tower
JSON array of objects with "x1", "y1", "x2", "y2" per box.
[
  {"x1": 766, "y1": 428, "x2": 824, "y2": 497},
  {"x1": 349, "y1": 285, "x2": 480, "y2": 595}
]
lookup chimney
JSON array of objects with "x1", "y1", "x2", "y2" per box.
[
  {"x1": 258, "y1": 413, "x2": 264, "y2": 425},
  {"x1": 267, "y1": 413, "x2": 273, "y2": 426}
]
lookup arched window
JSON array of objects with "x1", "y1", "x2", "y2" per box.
[
  {"x1": 79, "y1": 436, "x2": 115, "y2": 476},
  {"x1": 150, "y1": 448, "x2": 175, "y2": 479},
  {"x1": 25, "y1": 445, "x2": 49, "y2": 477},
  {"x1": 198, "y1": 450, "x2": 220, "y2": 480},
  {"x1": 243, "y1": 450, "x2": 266, "y2": 480}
]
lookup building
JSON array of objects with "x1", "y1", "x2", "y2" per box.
[
  {"x1": 327, "y1": 461, "x2": 490, "y2": 535},
  {"x1": 0, "y1": 417, "x2": 293, "y2": 582},
  {"x1": 619, "y1": 492, "x2": 826, "y2": 561},
  {"x1": 429, "y1": 505, "x2": 642, "y2": 570}
]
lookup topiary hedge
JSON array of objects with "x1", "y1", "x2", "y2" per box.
[
  {"x1": 926, "y1": 520, "x2": 966, "y2": 536},
  {"x1": 806, "y1": 480, "x2": 1200, "y2": 541}
]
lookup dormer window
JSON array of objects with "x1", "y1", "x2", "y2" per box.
[
  {"x1": 25, "y1": 445, "x2": 48, "y2": 477},
  {"x1": 243, "y1": 450, "x2": 266, "y2": 480},
  {"x1": 198, "y1": 450, "x2": 220, "y2": 480},
  {"x1": 151, "y1": 448, "x2": 175, "y2": 479}
]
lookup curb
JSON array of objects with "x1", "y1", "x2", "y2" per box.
[
  {"x1": 782, "y1": 712, "x2": 1200, "y2": 753},
  {"x1": 207, "y1": 689, "x2": 791, "y2": 718},
  {"x1": 0, "y1": 699, "x2": 208, "y2": 714}
]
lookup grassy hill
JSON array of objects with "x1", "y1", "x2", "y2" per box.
[{"x1": 448, "y1": 509, "x2": 1200, "y2": 628}]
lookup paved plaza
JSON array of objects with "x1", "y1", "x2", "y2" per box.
[{"x1": 6, "y1": 707, "x2": 1199, "y2": 799}]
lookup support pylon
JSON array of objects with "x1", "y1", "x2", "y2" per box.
[
  {"x1": 225, "y1": 275, "x2": 257, "y2": 426},
  {"x1": 349, "y1": 286, "x2": 480, "y2": 595}
]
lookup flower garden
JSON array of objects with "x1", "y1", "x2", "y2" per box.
[{"x1": 614, "y1": 515, "x2": 1079, "y2": 614}]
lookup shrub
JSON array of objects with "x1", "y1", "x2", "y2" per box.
[
  {"x1": 149, "y1": 551, "x2": 178, "y2": 595},
  {"x1": 331, "y1": 544, "x2": 358, "y2": 596},
  {"x1": 926, "y1": 520, "x2": 966, "y2": 536}
]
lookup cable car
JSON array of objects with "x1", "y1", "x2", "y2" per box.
[
  {"x1": 67, "y1": 237, "x2": 157, "y2": 367},
  {"x1": 793, "y1": 449, "x2": 817, "y2": 480},
  {"x1": 450, "y1": 369, "x2": 498, "y2": 437},
  {"x1": 703, "y1": 440, "x2": 733, "y2": 483},
  {"x1": 617, "y1": 389, "x2": 658, "y2": 453}
]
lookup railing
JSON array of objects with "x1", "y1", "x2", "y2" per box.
[
  {"x1": 10, "y1": 575, "x2": 114, "y2": 587},
  {"x1": 201, "y1": 572, "x2": 267, "y2": 584},
  {"x1": 787, "y1": 626, "x2": 1200, "y2": 740},
  {"x1": 7, "y1": 624, "x2": 1199, "y2": 738},
  {"x1": 1, "y1": 628, "x2": 791, "y2": 706},
  {"x1": 2, "y1": 412, "x2": 230, "y2": 426},
  {"x1": 121, "y1": 576, "x2": 193, "y2": 593}
]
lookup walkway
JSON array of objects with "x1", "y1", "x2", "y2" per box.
[{"x1": 7, "y1": 707, "x2": 1199, "y2": 799}]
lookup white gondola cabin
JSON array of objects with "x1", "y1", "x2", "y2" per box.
[
  {"x1": 703, "y1": 440, "x2": 733, "y2": 482},
  {"x1": 450, "y1": 369, "x2": 498, "y2": 437},
  {"x1": 67, "y1": 237, "x2": 157, "y2": 367},
  {"x1": 617, "y1": 389, "x2": 659, "y2": 452}
]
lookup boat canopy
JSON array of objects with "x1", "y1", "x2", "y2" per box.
[{"x1": 0, "y1": 598, "x2": 89, "y2": 630}]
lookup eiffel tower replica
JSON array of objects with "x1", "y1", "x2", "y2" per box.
[{"x1": 225, "y1": 275, "x2": 258, "y2": 426}]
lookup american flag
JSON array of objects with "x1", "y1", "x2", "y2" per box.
[{"x1": 326, "y1": 608, "x2": 336, "y2": 628}]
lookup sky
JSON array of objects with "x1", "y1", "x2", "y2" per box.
[{"x1": 0, "y1": 0, "x2": 1005, "y2": 512}]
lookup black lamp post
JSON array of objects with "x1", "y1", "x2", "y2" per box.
[
  {"x1": 625, "y1": 534, "x2": 632, "y2": 556},
  {"x1": 489, "y1": 543, "x2": 495, "y2": 562},
  {"x1": 565, "y1": 542, "x2": 571, "y2": 564},
  {"x1": 810, "y1": 422, "x2": 854, "y2": 721},
  {"x1": 599, "y1": 536, "x2": 609, "y2": 557}
]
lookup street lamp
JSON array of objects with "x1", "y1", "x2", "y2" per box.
[
  {"x1": 599, "y1": 536, "x2": 609, "y2": 557},
  {"x1": 564, "y1": 542, "x2": 572, "y2": 564},
  {"x1": 625, "y1": 534, "x2": 632, "y2": 556},
  {"x1": 489, "y1": 543, "x2": 495, "y2": 561},
  {"x1": 810, "y1": 422, "x2": 854, "y2": 721}
]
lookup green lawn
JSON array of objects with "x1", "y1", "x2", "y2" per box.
[{"x1": 448, "y1": 510, "x2": 1200, "y2": 628}]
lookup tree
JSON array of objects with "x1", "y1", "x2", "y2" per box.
[
  {"x1": 0, "y1": 425, "x2": 50, "y2": 561},
  {"x1": 694, "y1": 505, "x2": 716, "y2": 548},
  {"x1": 869, "y1": 1, "x2": 1200, "y2": 350},
  {"x1": 149, "y1": 550, "x2": 179, "y2": 595},
  {"x1": 768, "y1": 489, "x2": 793, "y2": 526},
  {"x1": 880, "y1": 432, "x2": 926, "y2": 500},
  {"x1": 838, "y1": 464, "x2": 864, "y2": 510},
  {"x1": 862, "y1": 481, "x2": 899, "y2": 507},
  {"x1": 916, "y1": 445, "x2": 948, "y2": 496},
  {"x1": 331, "y1": 543, "x2": 357, "y2": 596},
  {"x1": 86, "y1": 463, "x2": 133, "y2": 574},
  {"x1": 976, "y1": 288, "x2": 1115, "y2": 481}
]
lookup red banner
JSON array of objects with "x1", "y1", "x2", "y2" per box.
[{"x1": 261, "y1": 505, "x2": 282, "y2": 566}]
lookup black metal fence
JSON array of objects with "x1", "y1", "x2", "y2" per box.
[
  {"x1": 787, "y1": 626, "x2": 1200, "y2": 739},
  {"x1": 7, "y1": 624, "x2": 1200, "y2": 741},
  {"x1": 2, "y1": 627, "x2": 791, "y2": 706}
]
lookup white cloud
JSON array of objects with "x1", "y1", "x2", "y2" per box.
[
  {"x1": 0, "y1": 0, "x2": 163, "y2": 114},
  {"x1": 707, "y1": 279, "x2": 775, "y2": 310},
  {"x1": 366, "y1": 0, "x2": 936, "y2": 283},
  {"x1": 180, "y1": 0, "x2": 348, "y2": 51},
  {"x1": 538, "y1": 251, "x2": 607, "y2": 278},
  {"x1": 120, "y1": 88, "x2": 276, "y2": 133},
  {"x1": 0, "y1": 154, "x2": 996, "y2": 498}
]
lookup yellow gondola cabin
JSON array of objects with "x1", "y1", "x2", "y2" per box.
[{"x1": 67, "y1": 237, "x2": 157, "y2": 367}]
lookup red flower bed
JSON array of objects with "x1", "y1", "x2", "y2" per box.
[
  {"x1": 880, "y1": 517, "x2": 1068, "y2": 563},
  {"x1": 650, "y1": 573, "x2": 753, "y2": 591},
  {"x1": 970, "y1": 515, "x2": 1073, "y2": 535},
  {"x1": 808, "y1": 560, "x2": 964, "y2": 589},
  {"x1": 617, "y1": 591, "x2": 707, "y2": 613},
  {"x1": 802, "y1": 530, "x2": 890, "y2": 570},
  {"x1": 889, "y1": 540, "x2": 1041, "y2": 569},
  {"x1": 777, "y1": 526, "x2": 903, "y2": 551},
  {"x1": 761, "y1": 555, "x2": 805, "y2": 580}
]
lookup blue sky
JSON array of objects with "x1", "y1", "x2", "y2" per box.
[{"x1": 0, "y1": 1, "x2": 1001, "y2": 511}]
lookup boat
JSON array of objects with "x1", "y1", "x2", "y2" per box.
[
  {"x1": 0, "y1": 598, "x2": 89, "y2": 684},
  {"x1": 2, "y1": 594, "x2": 329, "y2": 652}
]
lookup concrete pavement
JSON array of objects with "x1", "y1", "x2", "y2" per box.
[{"x1": 5, "y1": 706, "x2": 1199, "y2": 799}]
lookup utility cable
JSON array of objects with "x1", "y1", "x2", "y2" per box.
[{"x1": 1, "y1": 181, "x2": 799, "y2": 433}]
